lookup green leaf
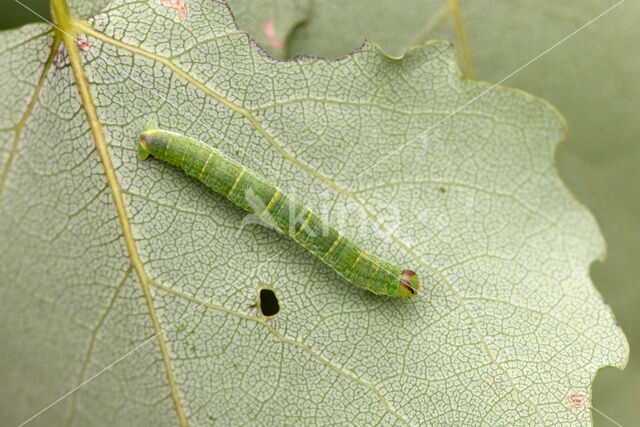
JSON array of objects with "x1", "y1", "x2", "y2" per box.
[
  {"x1": 0, "y1": 1, "x2": 626, "y2": 425},
  {"x1": 67, "y1": 0, "x2": 113, "y2": 19},
  {"x1": 430, "y1": 3, "x2": 639, "y2": 424},
  {"x1": 227, "y1": 0, "x2": 311, "y2": 58},
  {"x1": 232, "y1": 0, "x2": 639, "y2": 423}
]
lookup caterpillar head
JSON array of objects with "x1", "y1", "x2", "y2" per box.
[
  {"x1": 398, "y1": 269, "x2": 420, "y2": 298},
  {"x1": 138, "y1": 119, "x2": 159, "y2": 160}
]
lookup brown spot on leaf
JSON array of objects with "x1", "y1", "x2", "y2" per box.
[
  {"x1": 438, "y1": 187, "x2": 446, "y2": 193},
  {"x1": 77, "y1": 38, "x2": 93, "y2": 52},
  {"x1": 161, "y1": 0, "x2": 188, "y2": 21},
  {"x1": 261, "y1": 19, "x2": 284, "y2": 49},
  {"x1": 568, "y1": 392, "x2": 587, "y2": 408},
  {"x1": 53, "y1": 48, "x2": 67, "y2": 69}
]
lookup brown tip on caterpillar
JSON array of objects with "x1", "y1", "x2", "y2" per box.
[
  {"x1": 398, "y1": 269, "x2": 420, "y2": 298},
  {"x1": 138, "y1": 132, "x2": 151, "y2": 160}
]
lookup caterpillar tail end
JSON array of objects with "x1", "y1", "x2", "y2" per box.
[
  {"x1": 138, "y1": 131, "x2": 151, "y2": 160},
  {"x1": 138, "y1": 120, "x2": 158, "y2": 160},
  {"x1": 398, "y1": 270, "x2": 420, "y2": 298}
]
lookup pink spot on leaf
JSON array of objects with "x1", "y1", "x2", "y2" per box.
[
  {"x1": 261, "y1": 19, "x2": 283, "y2": 49},
  {"x1": 77, "y1": 38, "x2": 93, "y2": 52},
  {"x1": 568, "y1": 392, "x2": 588, "y2": 408},
  {"x1": 161, "y1": 0, "x2": 188, "y2": 21}
]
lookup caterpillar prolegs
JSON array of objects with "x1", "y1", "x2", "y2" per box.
[{"x1": 138, "y1": 121, "x2": 420, "y2": 298}]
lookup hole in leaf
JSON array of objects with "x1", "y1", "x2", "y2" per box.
[{"x1": 257, "y1": 287, "x2": 280, "y2": 318}]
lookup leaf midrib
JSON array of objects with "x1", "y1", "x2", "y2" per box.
[{"x1": 50, "y1": 1, "x2": 188, "y2": 423}]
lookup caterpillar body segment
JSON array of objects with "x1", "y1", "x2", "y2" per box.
[{"x1": 139, "y1": 121, "x2": 420, "y2": 298}]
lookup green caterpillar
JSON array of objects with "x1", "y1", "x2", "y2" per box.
[{"x1": 138, "y1": 121, "x2": 420, "y2": 298}]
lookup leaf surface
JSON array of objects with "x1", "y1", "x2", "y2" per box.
[
  {"x1": 0, "y1": 0, "x2": 627, "y2": 425},
  {"x1": 436, "y1": 3, "x2": 639, "y2": 424},
  {"x1": 227, "y1": 0, "x2": 310, "y2": 58},
  {"x1": 239, "y1": 0, "x2": 639, "y2": 423}
]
